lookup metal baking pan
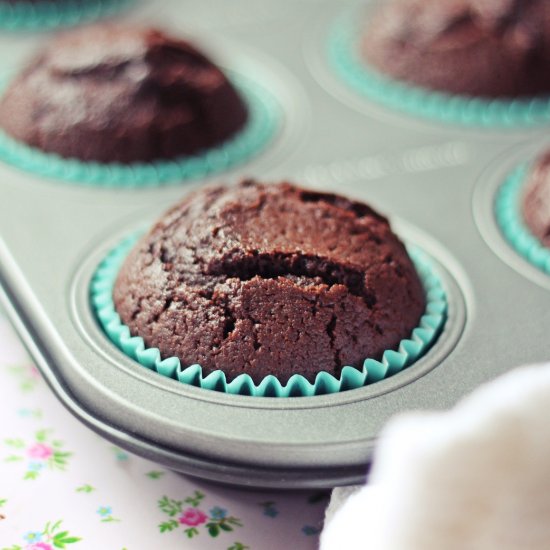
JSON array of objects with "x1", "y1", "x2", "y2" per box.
[{"x1": 1, "y1": 0, "x2": 549, "y2": 488}]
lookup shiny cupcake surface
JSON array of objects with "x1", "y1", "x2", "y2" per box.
[
  {"x1": 0, "y1": 24, "x2": 248, "y2": 163},
  {"x1": 113, "y1": 181, "x2": 426, "y2": 384},
  {"x1": 361, "y1": 0, "x2": 550, "y2": 98}
]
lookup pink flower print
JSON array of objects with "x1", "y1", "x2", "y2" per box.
[
  {"x1": 27, "y1": 543, "x2": 53, "y2": 550},
  {"x1": 178, "y1": 508, "x2": 208, "y2": 527},
  {"x1": 27, "y1": 443, "x2": 53, "y2": 460}
]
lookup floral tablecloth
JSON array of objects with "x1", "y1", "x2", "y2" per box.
[{"x1": 0, "y1": 309, "x2": 327, "y2": 550}]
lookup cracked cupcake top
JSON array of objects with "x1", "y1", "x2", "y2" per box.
[
  {"x1": 361, "y1": 0, "x2": 550, "y2": 98},
  {"x1": 113, "y1": 181, "x2": 426, "y2": 383},
  {"x1": 0, "y1": 24, "x2": 248, "y2": 163}
]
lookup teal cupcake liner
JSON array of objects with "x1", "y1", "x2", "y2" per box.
[
  {"x1": 328, "y1": 12, "x2": 550, "y2": 127},
  {"x1": 90, "y1": 234, "x2": 448, "y2": 398},
  {"x1": 0, "y1": 0, "x2": 132, "y2": 31},
  {"x1": 0, "y1": 72, "x2": 280, "y2": 187},
  {"x1": 495, "y1": 164, "x2": 550, "y2": 275}
]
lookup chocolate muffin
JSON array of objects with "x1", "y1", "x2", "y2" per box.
[
  {"x1": 113, "y1": 181, "x2": 426, "y2": 384},
  {"x1": 522, "y1": 153, "x2": 550, "y2": 248},
  {"x1": 0, "y1": 24, "x2": 248, "y2": 163},
  {"x1": 361, "y1": 0, "x2": 550, "y2": 98}
]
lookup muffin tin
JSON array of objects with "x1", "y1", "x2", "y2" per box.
[{"x1": 1, "y1": 0, "x2": 550, "y2": 488}]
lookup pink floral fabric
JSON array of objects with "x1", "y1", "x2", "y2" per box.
[
  {"x1": 27, "y1": 443, "x2": 53, "y2": 460},
  {"x1": 0, "y1": 312, "x2": 325, "y2": 549},
  {"x1": 179, "y1": 508, "x2": 208, "y2": 526}
]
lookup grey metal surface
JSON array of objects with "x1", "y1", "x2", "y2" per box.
[{"x1": 1, "y1": 0, "x2": 550, "y2": 488}]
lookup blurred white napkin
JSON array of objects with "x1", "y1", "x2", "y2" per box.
[{"x1": 321, "y1": 363, "x2": 550, "y2": 550}]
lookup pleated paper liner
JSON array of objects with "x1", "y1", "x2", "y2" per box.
[
  {"x1": 0, "y1": 72, "x2": 280, "y2": 187},
  {"x1": 328, "y1": 12, "x2": 550, "y2": 128},
  {"x1": 0, "y1": 0, "x2": 132, "y2": 31},
  {"x1": 90, "y1": 233, "x2": 448, "y2": 398},
  {"x1": 495, "y1": 164, "x2": 550, "y2": 275}
]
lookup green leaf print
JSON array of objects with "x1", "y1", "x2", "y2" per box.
[
  {"x1": 35, "y1": 429, "x2": 49, "y2": 443},
  {"x1": 184, "y1": 490, "x2": 205, "y2": 507},
  {"x1": 0, "y1": 499, "x2": 6, "y2": 507},
  {"x1": 158, "y1": 496, "x2": 183, "y2": 517},
  {"x1": 101, "y1": 517, "x2": 120, "y2": 523},
  {"x1": 146, "y1": 470, "x2": 165, "y2": 479},
  {"x1": 158, "y1": 493, "x2": 243, "y2": 541},
  {"x1": 228, "y1": 543, "x2": 250, "y2": 550},
  {"x1": 53, "y1": 530, "x2": 70, "y2": 548},
  {"x1": 5, "y1": 430, "x2": 73, "y2": 480},
  {"x1": 54, "y1": 537, "x2": 81, "y2": 544},
  {"x1": 52, "y1": 533, "x2": 82, "y2": 548},
  {"x1": 4, "y1": 520, "x2": 81, "y2": 550},
  {"x1": 208, "y1": 523, "x2": 220, "y2": 537},
  {"x1": 7, "y1": 364, "x2": 39, "y2": 392},
  {"x1": 76, "y1": 484, "x2": 95, "y2": 493},
  {"x1": 51, "y1": 451, "x2": 72, "y2": 470},
  {"x1": 159, "y1": 519, "x2": 179, "y2": 533},
  {"x1": 4, "y1": 455, "x2": 23, "y2": 463},
  {"x1": 185, "y1": 527, "x2": 199, "y2": 538},
  {"x1": 44, "y1": 520, "x2": 62, "y2": 536},
  {"x1": 4, "y1": 438, "x2": 25, "y2": 449}
]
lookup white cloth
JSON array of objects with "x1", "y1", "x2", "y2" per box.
[{"x1": 321, "y1": 363, "x2": 550, "y2": 550}]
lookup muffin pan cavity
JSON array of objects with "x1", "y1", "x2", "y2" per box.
[
  {"x1": 0, "y1": 16, "x2": 310, "y2": 186},
  {"x1": 305, "y1": 2, "x2": 550, "y2": 131},
  {"x1": 474, "y1": 141, "x2": 550, "y2": 290},
  {"x1": 88, "y1": 233, "x2": 449, "y2": 398},
  {"x1": 0, "y1": 71, "x2": 280, "y2": 187},
  {"x1": 58, "y1": 213, "x2": 466, "y2": 487},
  {"x1": 1, "y1": 0, "x2": 549, "y2": 488}
]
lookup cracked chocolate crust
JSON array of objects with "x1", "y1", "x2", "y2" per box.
[
  {"x1": 361, "y1": 0, "x2": 550, "y2": 98},
  {"x1": 0, "y1": 24, "x2": 247, "y2": 163},
  {"x1": 522, "y1": 153, "x2": 550, "y2": 248},
  {"x1": 113, "y1": 181, "x2": 426, "y2": 384}
]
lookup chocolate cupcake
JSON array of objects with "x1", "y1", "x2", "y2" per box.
[
  {"x1": 112, "y1": 181, "x2": 426, "y2": 384},
  {"x1": 0, "y1": 24, "x2": 248, "y2": 163},
  {"x1": 361, "y1": 0, "x2": 550, "y2": 98},
  {"x1": 522, "y1": 153, "x2": 550, "y2": 248}
]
